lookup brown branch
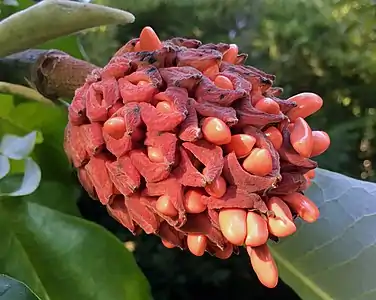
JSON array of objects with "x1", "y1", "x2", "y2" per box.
[{"x1": 0, "y1": 49, "x2": 98, "y2": 100}]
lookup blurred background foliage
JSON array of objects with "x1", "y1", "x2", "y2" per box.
[
  {"x1": 1, "y1": 0, "x2": 375, "y2": 299},
  {"x1": 78, "y1": 0, "x2": 376, "y2": 299}
]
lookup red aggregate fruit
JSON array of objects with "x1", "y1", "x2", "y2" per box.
[{"x1": 64, "y1": 26, "x2": 330, "y2": 289}]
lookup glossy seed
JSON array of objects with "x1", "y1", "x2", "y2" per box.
[
  {"x1": 224, "y1": 134, "x2": 256, "y2": 158},
  {"x1": 139, "y1": 26, "x2": 162, "y2": 51},
  {"x1": 311, "y1": 131, "x2": 330, "y2": 157},
  {"x1": 187, "y1": 234, "x2": 207, "y2": 256},
  {"x1": 264, "y1": 126, "x2": 283, "y2": 150},
  {"x1": 281, "y1": 192, "x2": 320, "y2": 223},
  {"x1": 214, "y1": 75, "x2": 234, "y2": 89},
  {"x1": 267, "y1": 196, "x2": 296, "y2": 237},
  {"x1": 156, "y1": 195, "x2": 178, "y2": 217},
  {"x1": 255, "y1": 97, "x2": 281, "y2": 115},
  {"x1": 242, "y1": 148, "x2": 273, "y2": 176},
  {"x1": 204, "y1": 175, "x2": 227, "y2": 198},
  {"x1": 223, "y1": 44, "x2": 239, "y2": 64},
  {"x1": 245, "y1": 211, "x2": 269, "y2": 247},
  {"x1": 219, "y1": 208, "x2": 247, "y2": 246},
  {"x1": 183, "y1": 188, "x2": 207, "y2": 213},
  {"x1": 202, "y1": 117, "x2": 232, "y2": 145},
  {"x1": 103, "y1": 117, "x2": 126, "y2": 139},
  {"x1": 286, "y1": 92, "x2": 323, "y2": 122},
  {"x1": 147, "y1": 146, "x2": 165, "y2": 163},
  {"x1": 247, "y1": 245, "x2": 279, "y2": 288},
  {"x1": 290, "y1": 117, "x2": 313, "y2": 158}
]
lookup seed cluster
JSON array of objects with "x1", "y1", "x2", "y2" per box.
[{"x1": 64, "y1": 26, "x2": 330, "y2": 288}]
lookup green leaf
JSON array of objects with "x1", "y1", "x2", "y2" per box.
[
  {"x1": 0, "y1": 198, "x2": 152, "y2": 300},
  {"x1": 0, "y1": 131, "x2": 37, "y2": 160},
  {"x1": 22, "y1": 180, "x2": 81, "y2": 216},
  {"x1": 0, "y1": 155, "x2": 10, "y2": 179},
  {"x1": 0, "y1": 94, "x2": 15, "y2": 118},
  {"x1": 0, "y1": 0, "x2": 135, "y2": 56},
  {"x1": 0, "y1": 274, "x2": 40, "y2": 300},
  {"x1": 270, "y1": 168, "x2": 376, "y2": 300}
]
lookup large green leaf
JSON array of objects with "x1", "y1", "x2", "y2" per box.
[
  {"x1": 270, "y1": 168, "x2": 376, "y2": 300},
  {"x1": 0, "y1": 0, "x2": 135, "y2": 57},
  {"x1": 0, "y1": 274, "x2": 40, "y2": 300},
  {"x1": 21, "y1": 180, "x2": 81, "y2": 216},
  {"x1": 0, "y1": 197, "x2": 152, "y2": 300}
]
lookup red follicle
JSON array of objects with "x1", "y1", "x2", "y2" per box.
[
  {"x1": 129, "y1": 149, "x2": 171, "y2": 183},
  {"x1": 182, "y1": 140, "x2": 224, "y2": 184},
  {"x1": 106, "y1": 155, "x2": 141, "y2": 195}
]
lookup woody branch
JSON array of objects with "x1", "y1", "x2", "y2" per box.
[{"x1": 0, "y1": 49, "x2": 98, "y2": 100}]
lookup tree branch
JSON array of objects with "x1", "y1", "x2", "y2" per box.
[{"x1": 0, "y1": 49, "x2": 98, "y2": 100}]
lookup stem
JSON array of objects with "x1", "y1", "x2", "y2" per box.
[
  {"x1": 0, "y1": 49, "x2": 98, "y2": 100},
  {"x1": 0, "y1": 82, "x2": 53, "y2": 105}
]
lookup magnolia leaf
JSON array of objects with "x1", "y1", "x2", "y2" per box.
[
  {"x1": 0, "y1": 274, "x2": 40, "y2": 300},
  {"x1": 270, "y1": 168, "x2": 376, "y2": 300},
  {"x1": 0, "y1": 131, "x2": 37, "y2": 160},
  {"x1": 0, "y1": 155, "x2": 10, "y2": 179},
  {"x1": 0, "y1": 0, "x2": 135, "y2": 56},
  {"x1": 0, "y1": 198, "x2": 152, "y2": 300}
]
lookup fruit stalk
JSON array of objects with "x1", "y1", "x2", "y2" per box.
[{"x1": 0, "y1": 49, "x2": 97, "y2": 100}]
